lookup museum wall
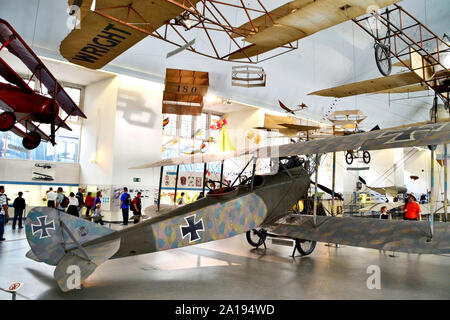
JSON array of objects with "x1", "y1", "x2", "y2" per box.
[
  {"x1": 0, "y1": 158, "x2": 79, "y2": 185},
  {"x1": 79, "y1": 77, "x2": 118, "y2": 186},
  {"x1": 226, "y1": 109, "x2": 264, "y2": 149},
  {"x1": 403, "y1": 146, "x2": 450, "y2": 203},
  {"x1": 110, "y1": 75, "x2": 164, "y2": 208}
]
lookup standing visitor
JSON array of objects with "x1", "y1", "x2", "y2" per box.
[
  {"x1": 131, "y1": 192, "x2": 142, "y2": 224},
  {"x1": 379, "y1": 206, "x2": 391, "y2": 220},
  {"x1": 0, "y1": 186, "x2": 8, "y2": 241},
  {"x1": 84, "y1": 192, "x2": 95, "y2": 216},
  {"x1": 403, "y1": 193, "x2": 422, "y2": 221},
  {"x1": 76, "y1": 188, "x2": 84, "y2": 216},
  {"x1": 178, "y1": 192, "x2": 186, "y2": 206},
  {"x1": 93, "y1": 191, "x2": 105, "y2": 225},
  {"x1": 12, "y1": 192, "x2": 26, "y2": 229},
  {"x1": 120, "y1": 187, "x2": 130, "y2": 226},
  {"x1": 55, "y1": 187, "x2": 66, "y2": 213},
  {"x1": 47, "y1": 187, "x2": 56, "y2": 208},
  {"x1": 67, "y1": 192, "x2": 79, "y2": 217}
]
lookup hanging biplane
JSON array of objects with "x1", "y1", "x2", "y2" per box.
[
  {"x1": 358, "y1": 176, "x2": 407, "y2": 201},
  {"x1": 60, "y1": 0, "x2": 402, "y2": 68},
  {"x1": 25, "y1": 121, "x2": 450, "y2": 291},
  {"x1": 0, "y1": 19, "x2": 86, "y2": 149},
  {"x1": 254, "y1": 113, "x2": 320, "y2": 138},
  {"x1": 278, "y1": 101, "x2": 309, "y2": 115}
]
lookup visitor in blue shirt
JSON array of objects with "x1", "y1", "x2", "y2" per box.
[{"x1": 120, "y1": 187, "x2": 130, "y2": 226}]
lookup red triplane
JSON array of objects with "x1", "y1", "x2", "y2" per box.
[{"x1": 0, "y1": 19, "x2": 86, "y2": 149}]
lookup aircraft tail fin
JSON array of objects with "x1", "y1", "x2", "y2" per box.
[
  {"x1": 54, "y1": 238, "x2": 120, "y2": 292},
  {"x1": 25, "y1": 207, "x2": 120, "y2": 291}
]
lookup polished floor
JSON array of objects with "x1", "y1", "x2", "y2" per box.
[{"x1": 0, "y1": 223, "x2": 449, "y2": 300}]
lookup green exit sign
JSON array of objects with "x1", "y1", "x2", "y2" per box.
[{"x1": 133, "y1": 178, "x2": 141, "y2": 182}]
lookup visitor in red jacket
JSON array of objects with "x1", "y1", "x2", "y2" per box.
[{"x1": 84, "y1": 192, "x2": 95, "y2": 217}]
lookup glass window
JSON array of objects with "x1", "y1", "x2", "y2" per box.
[
  {"x1": 6, "y1": 131, "x2": 30, "y2": 160},
  {"x1": 0, "y1": 131, "x2": 6, "y2": 158},
  {"x1": 163, "y1": 114, "x2": 177, "y2": 136},
  {"x1": 63, "y1": 86, "x2": 82, "y2": 122},
  {"x1": 32, "y1": 141, "x2": 55, "y2": 161},
  {"x1": 55, "y1": 135, "x2": 79, "y2": 163},
  {"x1": 180, "y1": 115, "x2": 193, "y2": 138},
  {"x1": 195, "y1": 113, "x2": 207, "y2": 140}
]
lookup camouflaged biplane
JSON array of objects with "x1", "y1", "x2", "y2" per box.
[{"x1": 25, "y1": 122, "x2": 450, "y2": 291}]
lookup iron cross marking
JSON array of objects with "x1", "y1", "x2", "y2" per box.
[
  {"x1": 31, "y1": 216, "x2": 55, "y2": 239},
  {"x1": 180, "y1": 215, "x2": 204, "y2": 242}
]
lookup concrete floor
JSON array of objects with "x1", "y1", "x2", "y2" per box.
[{"x1": 0, "y1": 224, "x2": 449, "y2": 300}]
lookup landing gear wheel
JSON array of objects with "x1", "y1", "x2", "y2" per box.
[
  {"x1": 22, "y1": 132, "x2": 41, "y2": 150},
  {"x1": 374, "y1": 42, "x2": 392, "y2": 76},
  {"x1": 0, "y1": 112, "x2": 16, "y2": 131},
  {"x1": 363, "y1": 151, "x2": 371, "y2": 164},
  {"x1": 295, "y1": 239, "x2": 316, "y2": 256},
  {"x1": 246, "y1": 228, "x2": 266, "y2": 248},
  {"x1": 345, "y1": 152, "x2": 354, "y2": 165}
]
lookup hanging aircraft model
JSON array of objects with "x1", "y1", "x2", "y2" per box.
[
  {"x1": 26, "y1": 121, "x2": 450, "y2": 291},
  {"x1": 61, "y1": 0, "x2": 402, "y2": 68},
  {"x1": 0, "y1": 19, "x2": 86, "y2": 149},
  {"x1": 278, "y1": 101, "x2": 309, "y2": 115}
]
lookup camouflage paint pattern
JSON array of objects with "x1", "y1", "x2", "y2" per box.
[
  {"x1": 267, "y1": 214, "x2": 450, "y2": 254},
  {"x1": 151, "y1": 193, "x2": 267, "y2": 251}
]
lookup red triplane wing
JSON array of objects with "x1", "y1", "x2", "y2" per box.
[
  {"x1": 0, "y1": 19, "x2": 86, "y2": 119},
  {"x1": 10, "y1": 119, "x2": 52, "y2": 143},
  {"x1": 0, "y1": 57, "x2": 33, "y2": 93}
]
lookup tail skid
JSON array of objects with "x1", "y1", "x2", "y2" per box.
[{"x1": 25, "y1": 207, "x2": 120, "y2": 292}]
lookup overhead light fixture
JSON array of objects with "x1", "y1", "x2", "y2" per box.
[{"x1": 205, "y1": 94, "x2": 221, "y2": 104}]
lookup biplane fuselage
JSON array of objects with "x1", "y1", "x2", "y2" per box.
[
  {"x1": 88, "y1": 166, "x2": 310, "y2": 259},
  {"x1": 0, "y1": 82, "x2": 57, "y2": 122}
]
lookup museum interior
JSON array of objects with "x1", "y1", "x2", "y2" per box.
[{"x1": 0, "y1": 0, "x2": 448, "y2": 301}]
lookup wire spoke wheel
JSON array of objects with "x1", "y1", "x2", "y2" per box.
[
  {"x1": 374, "y1": 42, "x2": 392, "y2": 76},
  {"x1": 295, "y1": 239, "x2": 316, "y2": 256},
  {"x1": 246, "y1": 228, "x2": 266, "y2": 248},
  {"x1": 345, "y1": 152, "x2": 354, "y2": 165},
  {"x1": 363, "y1": 151, "x2": 371, "y2": 164}
]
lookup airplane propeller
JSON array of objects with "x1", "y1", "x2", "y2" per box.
[{"x1": 310, "y1": 181, "x2": 343, "y2": 200}]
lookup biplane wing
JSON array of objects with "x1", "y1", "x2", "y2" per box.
[
  {"x1": 365, "y1": 186, "x2": 406, "y2": 197},
  {"x1": 0, "y1": 57, "x2": 33, "y2": 93},
  {"x1": 60, "y1": 0, "x2": 201, "y2": 70},
  {"x1": 228, "y1": 0, "x2": 400, "y2": 60},
  {"x1": 131, "y1": 122, "x2": 450, "y2": 169},
  {"x1": 10, "y1": 120, "x2": 52, "y2": 143},
  {"x1": 265, "y1": 214, "x2": 449, "y2": 254},
  {"x1": 278, "y1": 123, "x2": 321, "y2": 131},
  {"x1": 0, "y1": 19, "x2": 86, "y2": 119},
  {"x1": 308, "y1": 71, "x2": 423, "y2": 97}
]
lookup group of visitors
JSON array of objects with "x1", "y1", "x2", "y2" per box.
[
  {"x1": 379, "y1": 193, "x2": 422, "y2": 221},
  {"x1": 0, "y1": 185, "x2": 27, "y2": 241},
  {"x1": 46, "y1": 187, "x2": 104, "y2": 225}
]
